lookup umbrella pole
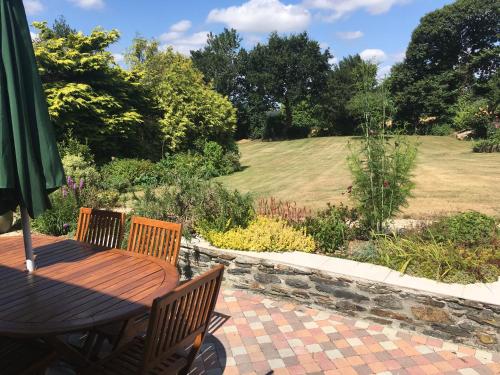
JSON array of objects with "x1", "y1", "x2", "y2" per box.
[{"x1": 20, "y1": 206, "x2": 35, "y2": 272}]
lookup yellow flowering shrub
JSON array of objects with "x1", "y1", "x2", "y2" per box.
[{"x1": 204, "y1": 216, "x2": 315, "y2": 253}]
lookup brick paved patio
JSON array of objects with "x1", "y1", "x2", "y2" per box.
[{"x1": 189, "y1": 288, "x2": 500, "y2": 375}]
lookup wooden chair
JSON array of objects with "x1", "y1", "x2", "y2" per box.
[
  {"x1": 82, "y1": 265, "x2": 224, "y2": 375},
  {"x1": 75, "y1": 208, "x2": 125, "y2": 249},
  {"x1": 0, "y1": 337, "x2": 57, "y2": 374},
  {"x1": 127, "y1": 216, "x2": 182, "y2": 266},
  {"x1": 86, "y1": 216, "x2": 183, "y2": 355}
]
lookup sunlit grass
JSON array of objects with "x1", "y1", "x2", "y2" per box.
[{"x1": 218, "y1": 136, "x2": 500, "y2": 219}]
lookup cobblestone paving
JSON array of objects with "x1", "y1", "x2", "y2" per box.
[{"x1": 189, "y1": 288, "x2": 500, "y2": 375}]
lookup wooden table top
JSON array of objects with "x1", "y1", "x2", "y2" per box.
[{"x1": 0, "y1": 235, "x2": 179, "y2": 337}]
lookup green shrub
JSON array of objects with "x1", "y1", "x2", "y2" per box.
[
  {"x1": 201, "y1": 141, "x2": 241, "y2": 178},
  {"x1": 453, "y1": 95, "x2": 491, "y2": 137},
  {"x1": 427, "y1": 211, "x2": 497, "y2": 246},
  {"x1": 347, "y1": 77, "x2": 417, "y2": 233},
  {"x1": 195, "y1": 182, "x2": 254, "y2": 234},
  {"x1": 132, "y1": 172, "x2": 254, "y2": 236},
  {"x1": 374, "y1": 235, "x2": 499, "y2": 284},
  {"x1": 429, "y1": 124, "x2": 453, "y2": 136},
  {"x1": 32, "y1": 187, "x2": 79, "y2": 236},
  {"x1": 61, "y1": 153, "x2": 100, "y2": 186},
  {"x1": 204, "y1": 216, "x2": 315, "y2": 252},
  {"x1": 152, "y1": 143, "x2": 241, "y2": 184},
  {"x1": 100, "y1": 158, "x2": 156, "y2": 192},
  {"x1": 304, "y1": 204, "x2": 358, "y2": 253},
  {"x1": 348, "y1": 132, "x2": 417, "y2": 233},
  {"x1": 58, "y1": 134, "x2": 94, "y2": 163},
  {"x1": 472, "y1": 129, "x2": 500, "y2": 152}
]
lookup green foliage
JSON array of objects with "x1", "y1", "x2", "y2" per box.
[
  {"x1": 32, "y1": 187, "x2": 80, "y2": 236},
  {"x1": 324, "y1": 55, "x2": 378, "y2": 135},
  {"x1": 100, "y1": 158, "x2": 156, "y2": 192},
  {"x1": 132, "y1": 173, "x2": 254, "y2": 236},
  {"x1": 348, "y1": 73, "x2": 418, "y2": 232},
  {"x1": 127, "y1": 39, "x2": 237, "y2": 152},
  {"x1": 204, "y1": 216, "x2": 315, "y2": 253},
  {"x1": 34, "y1": 18, "x2": 158, "y2": 161},
  {"x1": 374, "y1": 235, "x2": 499, "y2": 284},
  {"x1": 304, "y1": 204, "x2": 358, "y2": 253},
  {"x1": 245, "y1": 32, "x2": 331, "y2": 138},
  {"x1": 429, "y1": 124, "x2": 454, "y2": 136},
  {"x1": 473, "y1": 138, "x2": 500, "y2": 153},
  {"x1": 57, "y1": 133, "x2": 93, "y2": 162},
  {"x1": 426, "y1": 211, "x2": 497, "y2": 247},
  {"x1": 390, "y1": 0, "x2": 499, "y2": 130},
  {"x1": 152, "y1": 141, "x2": 241, "y2": 183},
  {"x1": 61, "y1": 154, "x2": 100, "y2": 186},
  {"x1": 454, "y1": 95, "x2": 491, "y2": 136}
]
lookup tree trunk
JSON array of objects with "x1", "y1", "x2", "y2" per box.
[{"x1": 283, "y1": 97, "x2": 292, "y2": 138}]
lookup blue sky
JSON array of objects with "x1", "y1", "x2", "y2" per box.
[{"x1": 24, "y1": 0, "x2": 454, "y2": 76}]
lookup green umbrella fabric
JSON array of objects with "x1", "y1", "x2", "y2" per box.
[{"x1": 0, "y1": 0, "x2": 65, "y2": 219}]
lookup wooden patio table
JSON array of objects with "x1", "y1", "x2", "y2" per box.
[{"x1": 0, "y1": 234, "x2": 179, "y2": 366}]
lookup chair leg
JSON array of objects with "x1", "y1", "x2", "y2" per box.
[{"x1": 179, "y1": 334, "x2": 204, "y2": 375}]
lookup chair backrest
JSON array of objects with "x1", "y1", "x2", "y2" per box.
[
  {"x1": 141, "y1": 265, "x2": 224, "y2": 374},
  {"x1": 126, "y1": 216, "x2": 182, "y2": 266},
  {"x1": 75, "y1": 207, "x2": 125, "y2": 249}
]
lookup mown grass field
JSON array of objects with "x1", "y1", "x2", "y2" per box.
[{"x1": 218, "y1": 136, "x2": 500, "y2": 218}]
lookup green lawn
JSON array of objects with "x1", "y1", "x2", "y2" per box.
[{"x1": 218, "y1": 136, "x2": 500, "y2": 218}]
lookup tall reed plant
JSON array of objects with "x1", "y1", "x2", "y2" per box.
[{"x1": 347, "y1": 66, "x2": 417, "y2": 233}]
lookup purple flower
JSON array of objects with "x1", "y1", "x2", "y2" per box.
[
  {"x1": 62, "y1": 223, "x2": 70, "y2": 230},
  {"x1": 79, "y1": 178, "x2": 84, "y2": 190},
  {"x1": 62, "y1": 186, "x2": 68, "y2": 198},
  {"x1": 67, "y1": 176, "x2": 74, "y2": 186}
]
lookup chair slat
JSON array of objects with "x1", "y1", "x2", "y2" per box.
[
  {"x1": 75, "y1": 208, "x2": 125, "y2": 249},
  {"x1": 141, "y1": 265, "x2": 224, "y2": 373},
  {"x1": 126, "y1": 216, "x2": 182, "y2": 266}
]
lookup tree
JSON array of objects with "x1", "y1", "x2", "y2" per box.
[
  {"x1": 191, "y1": 29, "x2": 250, "y2": 138},
  {"x1": 246, "y1": 32, "x2": 331, "y2": 138},
  {"x1": 390, "y1": 0, "x2": 499, "y2": 131},
  {"x1": 323, "y1": 55, "x2": 377, "y2": 135},
  {"x1": 127, "y1": 38, "x2": 237, "y2": 152},
  {"x1": 33, "y1": 18, "x2": 159, "y2": 161}
]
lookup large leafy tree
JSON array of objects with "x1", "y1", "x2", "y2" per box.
[
  {"x1": 390, "y1": 0, "x2": 499, "y2": 130},
  {"x1": 246, "y1": 32, "x2": 331, "y2": 138},
  {"x1": 323, "y1": 55, "x2": 377, "y2": 135},
  {"x1": 127, "y1": 38, "x2": 237, "y2": 152},
  {"x1": 33, "y1": 18, "x2": 157, "y2": 161},
  {"x1": 191, "y1": 29, "x2": 250, "y2": 138}
]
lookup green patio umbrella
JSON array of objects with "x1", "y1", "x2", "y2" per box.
[{"x1": 0, "y1": 0, "x2": 65, "y2": 272}]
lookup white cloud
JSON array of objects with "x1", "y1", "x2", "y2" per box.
[
  {"x1": 23, "y1": 0, "x2": 44, "y2": 15},
  {"x1": 112, "y1": 53, "x2": 124, "y2": 63},
  {"x1": 69, "y1": 0, "x2": 104, "y2": 10},
  {"x1": 377, "y1": 65, "x2": 392, "y2": 79},
  {"x1": 393, "y1": 51, "x2": 406, "y2": 62},
  {"x1": 360, "y1": 48, "x2": 387, "y2": 62},
  {"x1": 30, "y1": 31, "x2": 39, "y2": 40},
  {"x1": 328, "y1": 56, "x2": 338, "y2": 65},
  {"x1": 160, "y1": 20, "x2": 193, "y2": 42},
  {"x1": 161, "y1": 32, "x2": 208, "y2": 56},
  {"x1": 336, "y1": 30, "x2": 363, "y2": 40},
  {"x1": 159, "y1": 20, "x2": 207, "y2": 55},
  {"x1": 207, "y1": 0, "x2": 311, "y2": 33},
  {"x1": 304, "y1": 0, "x2": 410, "y2": 21},
  {"x1": 170, "y1": 20, "x2": 192, "y2": 33}
]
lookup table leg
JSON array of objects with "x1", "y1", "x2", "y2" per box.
[{"x1": 43, "y1": 335, "x2": 91, "y2": 368}]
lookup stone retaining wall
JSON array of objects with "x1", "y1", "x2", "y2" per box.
[{"x1": 178, "y1": 243, "x2": 500, "y2": 351}]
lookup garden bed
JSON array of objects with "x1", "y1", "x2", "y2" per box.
[{"x1": 179, "y1": 237, "x2": 500, "y2": 351}]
